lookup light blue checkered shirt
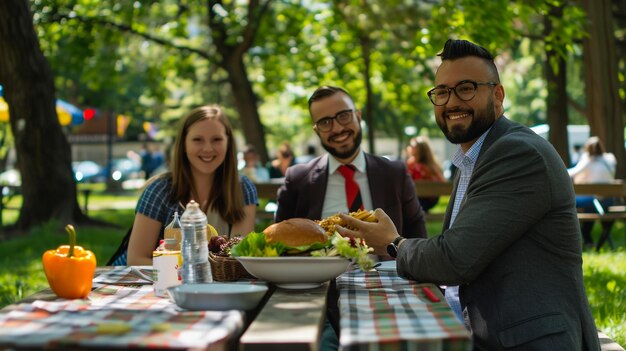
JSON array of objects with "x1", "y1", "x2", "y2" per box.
[{"x1": 445, "y1": 128, "x2": 491, "y2": 324}]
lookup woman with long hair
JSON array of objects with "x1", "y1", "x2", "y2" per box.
[
  {"x1": 406, "y1": 136, "x2": 445, "y2": 212},
  {"x1": 123, "y1": 105, "x2": 257, "y2": 265}
]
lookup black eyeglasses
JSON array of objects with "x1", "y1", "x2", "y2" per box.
[
  {"x1": 314, "y1": 109, "x2": 354, "y2": 132},
  {"x1": 427, "y1": 80, "x2": 497, "y2": 106}
]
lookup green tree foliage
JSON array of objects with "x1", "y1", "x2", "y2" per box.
[
  {"x1": 27, "y1": 0, "x2": 599, "y2": 159},
  {"x1": 32, "y1": 0, "x2": 215, "y2": 139}
]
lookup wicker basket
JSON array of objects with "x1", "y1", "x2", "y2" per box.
[{"x1": 209, "y1": 253, "x2": 254, "y2": 281}]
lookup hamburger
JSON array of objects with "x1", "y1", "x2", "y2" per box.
[
  {"x1": 230, "y1": 217, "x2": 375, "y2": 270},
  {"x1": 263, "y1": 218, "x2": 328, "y2": 254}
]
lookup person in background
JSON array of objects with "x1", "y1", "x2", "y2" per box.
[
  {"x1": 240, "y1": 144, "x2": 270, "y2": 183},
  {"x1": 275, "y1": 85, "x2": 427, "y2": 351},
  {"x1": 568, "y1": 136, "x2": 617, "y2": 247},
  {"x1": 139, "y1": 142, "x2": 164, "y2": 180},
  {"x1": 405, "y1": 135, "x2": 446, "y2": 212},
  {"x1": 295, "y1": 143, "x2": 317, "y2": 164},
  {"x1": 267, "y1": 141, "x2": 295, "y2": 178},
  {"x1": 336, "y1": 39, "x2": 600, "y2": 350},
  {"x1": 123, "y1": 105, "x2": 258, "y2": 266},
  {"x1": 571, "y1": 144, "x2": 583, "y2": 167}
]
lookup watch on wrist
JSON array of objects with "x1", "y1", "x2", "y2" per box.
[{"x1": 386, "y1": 236, "x2": 404, "y2": 258}]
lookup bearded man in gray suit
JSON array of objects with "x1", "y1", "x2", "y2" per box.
[{"x1": 338, "y1": 39, "x2": 600, "y2": 350}]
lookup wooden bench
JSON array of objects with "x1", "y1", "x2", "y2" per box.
[
  {"x1": 414, "y1": 181, "x2": 451, "y2": 222},
  {"x1": 252, "y1": 180, "x2": 453, "y2": 223},
  {"x1": 599, "y1": 330, "x2": 626, "y2": 351},
  {"x1": 254, "y1": 181, "x2": 282, "y2": 221},
  {"x1": 573, "y1": 181, "x2": 626, "y2": 251}
]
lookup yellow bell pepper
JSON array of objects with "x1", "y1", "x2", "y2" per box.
[{"x1": 42, "y1": 224, "x2": 97, "y2": 299}]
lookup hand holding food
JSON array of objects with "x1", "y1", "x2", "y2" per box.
[
  {"x1": 337, "y1": 208, "x2": 399, "y2": 256},
  {"x1": 42, "y1": 224, "x2": 97, "y2": 299},
  {"x1": 318, "y1": 209, "x2": 377, "y2": 236}
]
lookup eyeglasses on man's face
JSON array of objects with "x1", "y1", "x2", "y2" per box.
[
  {"x1": 427, "y1": 80, "x2": 497, "y2": 106},
  {"x1": 314, "y1": 109, "x2": 354, "y2": 132}
]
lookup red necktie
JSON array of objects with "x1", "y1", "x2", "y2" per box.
[{"x1": 337, "y1": 164, "x2": 364, "y2": 212}]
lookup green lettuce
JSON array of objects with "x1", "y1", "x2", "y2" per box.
[
  {"x1": 232, "y1": 231, "x2": 375, "y2": 272},
  {"x1": 311, "y1": 233, "x2": 375, "y2": 271},
  {"x1": 230, "y1": 232, "x2": 286, "y2": 257}
]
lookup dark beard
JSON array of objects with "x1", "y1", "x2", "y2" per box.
[
  {"x1": 439, "y1": 99, "x2": 496, "y2": 144},
  {"x1": 320, "y1": 128, "x2": 362, "y2": 159}
]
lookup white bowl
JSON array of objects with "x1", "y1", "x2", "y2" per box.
[
  {"x1": 167, "y1": 283, "x2": 268, "y2": 311},
  {"x1": 235, "y1": 256, "x2": 351, "y2": 289}
]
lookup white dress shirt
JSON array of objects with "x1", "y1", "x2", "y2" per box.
[{"x1": 321, "y1": 150, "x2": 373, "y2": 219}]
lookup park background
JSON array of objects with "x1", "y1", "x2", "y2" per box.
[{"x1": 0, "y1": 0, "x2": 625, "y2": 347}]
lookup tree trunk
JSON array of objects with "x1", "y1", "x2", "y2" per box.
[
  {"x1": 208, "y1": 0, "x2": 270, "y2": 164},
  {"x1": 544, "y1": 5, "x2": 570, "y2": 166},
  {"x1": 224, "y1": 57, "x2": 269, "y2": 164},
  {"x1": 581, "y1": 0, "x2": 626, "y2": 179},
  {"x1": 360, "y1": 34, "x2": 375, "y2": 154},
  {"x1": 0, "y1": 0, "x2": 87, "y2": 232}
]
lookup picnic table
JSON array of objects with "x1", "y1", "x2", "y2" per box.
[{"x1": 0, "y1": 266, "x2": 471, "y2": 350}]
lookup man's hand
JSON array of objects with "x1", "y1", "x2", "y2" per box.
[{"x1": 336, "y1": 208, "x2": 399, "y2": 256}]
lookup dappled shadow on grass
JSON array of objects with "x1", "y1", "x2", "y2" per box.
[
  {"x1": 585, "y1": 266, "x2": 626, "y2": 319},
  {"x1": 0, "y1": 260, "x2": 47, "y2": 307},
  {"x1": 583, "y1": 250, "x2": 626, "y2": 347}
]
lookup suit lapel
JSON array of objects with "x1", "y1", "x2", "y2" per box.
[
  {"x1": 307, "y1": 154, "x2": 329, "y2": 219},
  {"x1": 444, "y1": 170, "x2": 460, "y2": 229}
]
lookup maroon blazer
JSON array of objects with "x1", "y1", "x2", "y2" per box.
[{"x1": 275, "y1": 153, "x2": 427, "y2": 239}]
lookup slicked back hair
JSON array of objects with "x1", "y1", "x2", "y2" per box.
[
  {"x1": 308, "y1": 85, "x2": 354, "y2": 111},
  {"x1": 439, "y1": 39, "x2": 500, "y2": 83}
]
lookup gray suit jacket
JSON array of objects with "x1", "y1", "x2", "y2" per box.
[
  {"x1": 275, "y1": 153, "x2": 427, "y2": 238},
  {"x1": 397, "y1": 117, "x2": 600, "y2": 350}
]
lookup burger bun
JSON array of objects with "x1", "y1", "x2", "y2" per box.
[{"x1": 263, "y1": 218, "x2": 327, "y2": 251}]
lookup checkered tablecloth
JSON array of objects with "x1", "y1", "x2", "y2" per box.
[
  {"x1": 337, "y1": 270, "x2": 472, "y2": 351},
  {"x1": 93, "y1": 266, "x2": 153, "y2": 285},
  {"x1": 0, "y1": 266, "x2": 244, "y2": 350}
]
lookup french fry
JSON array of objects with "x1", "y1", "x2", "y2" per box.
[{"x1": 317, "y1": 210, "x2": 378, "y2": 236}]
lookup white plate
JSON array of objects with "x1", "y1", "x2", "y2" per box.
[
  {"x1": 375, "y1": 260, "x2": 397, "y2": 272},
  {"x1": 167, "y1": 283, "x2": 268, "y2": 311},
  {"x1": 235, "y1": 256, "x2": 351, "y2": 289}
]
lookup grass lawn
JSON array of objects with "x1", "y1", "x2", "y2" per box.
[{"x1": 0, "y1": 193, "x2": 624, "y2": 346}]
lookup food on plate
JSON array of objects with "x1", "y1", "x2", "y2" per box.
[
  {"x1": 318, "y1": 209, "x2": 378, "y2": 236},
  {"x1": 208, "y1": 235, "x2": 228, "y2": 254},
  {"x1": 207, "y1": 224, "x2": 219, "y2": 238},
  {"x1": 263, "y1": 218, "x2": 327, "y2": 248},
  {"x1": 231, "y1": 218, "x2": 375, "y2": 271},
  {"x1": 208, "y1": 235, "x2": 243, "y2": 257},
  {"x1": 311, "y1": 234, "x2": 375, "y2": 271}
]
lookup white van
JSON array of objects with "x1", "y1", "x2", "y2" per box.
[{"x1": 530, "y1": 124, "x2": 590, "y2": 162}]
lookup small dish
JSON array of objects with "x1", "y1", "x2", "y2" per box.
[
  {"x1": 167, "y1": 283, "x2": 268, "y2": 311},
  {"x1": 374, "y1": 260, "x2": 397, "y2": 272},
  {"x1": 235, "y1": 256, "x2": 350, "y2": 289}
]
